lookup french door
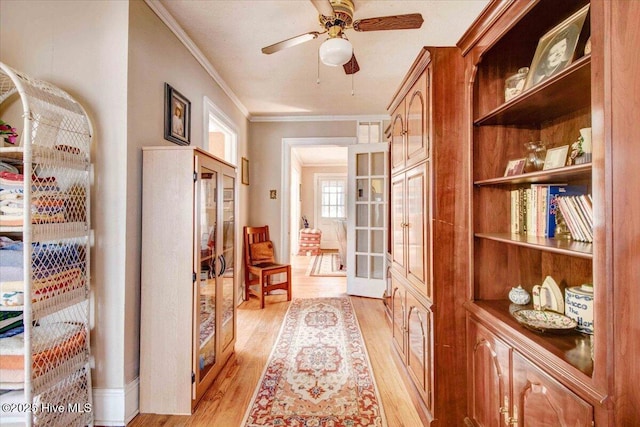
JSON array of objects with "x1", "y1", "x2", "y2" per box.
[{"x1": 347, "y1": 143, "x2": 389, "y2": 298}]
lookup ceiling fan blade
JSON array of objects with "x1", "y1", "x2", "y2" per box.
[
  {"x1": 343, "y1": 53, "x2": 360, "y2": 75},
  {"x1": 261, "y1": 31, "x2": 322, "y2": 54},
  {"x1": 310, "y1": 0, "x2": 335, "y2": 17},
  {"x1": 352, "y1": 13, "x2": 424, "y2": 32}
]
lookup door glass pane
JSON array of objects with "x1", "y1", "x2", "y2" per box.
[
  {"x1": 371, "y1": 255, "x2": 384, "y2": 279},
  {"x1": 198, "y1": 166, "x2": 217, "y2": 380},
  {"x1": 356, "y1": 204, "x2": 368, "y2": 227},
  {"x1": 356, "y1": 153, "x2": 369, "y2": 176},
  {"x1": 221, "y1": 173, "x2": 235, "y2": 350},
  {"x1": 371, "y1": 204, "x2": 384, "y2": 228},
  {"x1": 356, "y1": 229, "x2": 368, "y2": 252},
  {"x1": 356, "y1": 255, "x2": 368, "y2": 278},
  {"x1": 371, "y1": 152, "x2": 384, "y2": 175},
  {"x1": 371, "y1": 230, "x2": 384, "y2": 254},
  {"x1": 370, "y1": 178, "x2": 384, "y2": 201},
  {"x1": 356, "y1": 179, "x2": 369, "y2": 202}
]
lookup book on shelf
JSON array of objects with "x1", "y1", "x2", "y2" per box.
[
  {"x1": 510, "y1": 184, "x2": 589, "y2": 239},
  {"x1": 557, "y1": 193, "x2": 593, "y2": 242},
  {"x1": 546, "y1": 185, "x2": 587, "y2": 237}
]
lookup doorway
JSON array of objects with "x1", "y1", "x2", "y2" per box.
[
  {"x1": 281, "y1": 137, "x2": 355, "y2": 264},
  {"x1": 314, "y1": 173, "x2": 347, "y2": 250}
]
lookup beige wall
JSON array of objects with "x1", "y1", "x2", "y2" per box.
[
  {"x1": 127, "y1": 0, "x2": 249, "y2": 385},
  {"x1": 1, "y1": 0, "x2": 130, "y2": 390},
  {"x1": 247, "y1": 121, "x2": 355, "y2": 256},
  {"x1": 1, "y1": 1, "x2": 249, "y2": 420}
]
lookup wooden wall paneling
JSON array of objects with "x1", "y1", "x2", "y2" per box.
[
  {"x1": 473, "y1": 186, "x2": 509, "y2": 233},
  {"x1": 609, "y1": 0, "x2": 640, "y2": 424},
  {"x1": 474, "y1": 239, "x2": 510, "y2": 300}
]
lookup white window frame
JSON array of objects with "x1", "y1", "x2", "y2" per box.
[
  {"x1": 357, "y1": 121, "x2": 383, "y2": 144},
  {"x1": 203, "y1": 96, "x2": 238, "y2": 165}
]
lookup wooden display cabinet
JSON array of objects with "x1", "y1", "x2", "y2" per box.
[
  {"x1": 140, "y1": 146, "x2": 237, "y2": 415},
  {"x1": 459, "y1": 0, "x2": 640, "y2": 424}
]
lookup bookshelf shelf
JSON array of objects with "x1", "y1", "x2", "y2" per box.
[
  {"x1": 466, "y1": 300, "x2": 594, "y2": 379},
  {"x1": 474, "y1": 56, "x2": 591, "y2": 126},
  {"x1": 474, "y1": 163, "x2": 592, "y2": 186},
  {"x1": 474, "y1": 232, "x2": 592, "y2": 258}
]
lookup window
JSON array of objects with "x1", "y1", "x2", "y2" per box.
[
  {"x1": 358, "y1": 121, "x2": 382, "y2": 144},
  {"x1": 320, "y1": 178, "x2": 346, "y2": 218},
  {"x1": 204, "y1": 97, "x2": 237, "y2": 165}
]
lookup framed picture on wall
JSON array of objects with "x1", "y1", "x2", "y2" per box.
[
  {"x1": 242, "y1": 157, "x2": 250, "y2": 185},
  {"x1": 164, "y1": 83, "x2": 191, "y2": 146}
]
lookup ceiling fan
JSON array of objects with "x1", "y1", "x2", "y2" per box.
[{"x1": 261, "y1": 0, "x2": 424, "y2": 75}]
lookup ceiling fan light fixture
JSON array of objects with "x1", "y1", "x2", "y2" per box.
[{"x1": 319, "y1": 37, "x2": 353, "y2": 66}]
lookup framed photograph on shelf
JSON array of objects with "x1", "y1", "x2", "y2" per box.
[
  {"x1": 504, "y1": 158, "x2": 526, "y2": 177},
  {"x1": 543, "y1": 145, "x2": 570, "y2": 170},
  {"x1": 524, "y1": 4, "x2": 590, "y2": 90},
  {"x1": 241, "y1": 157, "x2": 250, "y2": 185},
  {"x1": 164, "y1": 83, "x2": 191, "y2": 146}
]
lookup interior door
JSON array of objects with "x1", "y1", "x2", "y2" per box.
[{"x1": 347, "y1": 142, "x2": 389, "y2": 298}]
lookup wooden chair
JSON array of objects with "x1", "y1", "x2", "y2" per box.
[{"x1": 243, "y1": 225, "x2": 291, "y2": 309}]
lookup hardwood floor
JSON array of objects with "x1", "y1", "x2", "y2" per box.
[{"x1": 128, "y1": 255, "x2": 423, "y2": 427}]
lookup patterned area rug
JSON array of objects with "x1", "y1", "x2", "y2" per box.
[
  {"x1": 241, "y1": 297, "x2": 386, "y2": 427},
  {"x1": 307, "y1": 252, "x2": 346, "y2": 277}
]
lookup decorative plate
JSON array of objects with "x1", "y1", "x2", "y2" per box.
[{"x1": 512, "y1": 309, "x2": 577, "y2": 334}]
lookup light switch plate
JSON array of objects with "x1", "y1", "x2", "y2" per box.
[{"x1": 270, "y1": 190, "x2": 277, "y2": 199}]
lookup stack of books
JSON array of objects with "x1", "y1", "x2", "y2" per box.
[
  {"x1": 510, "y1": 184, "x2": 591, "y2": 241},
  {"x1": 556, "y1": 193, "x2": 593, "y2": 242}
]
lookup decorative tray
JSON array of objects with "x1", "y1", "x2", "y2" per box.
[{"x1": 512, "y1": 309, "x2": 577, "y2": 334}]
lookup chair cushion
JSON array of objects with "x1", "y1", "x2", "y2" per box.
[{"x1": 250, "y1": 240, "x2": 274, "y2": 262}]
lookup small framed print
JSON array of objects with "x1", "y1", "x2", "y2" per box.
[
  {"x1": 543, "y1": 145, "x2": 570, "y2": 170},
  {"x1": 241, "y1": 157, "x2": 250, "y2": 185},
  {"x1": 504, "y1": 158, "x2": 526, "y2": 177},
  {"x1": 164, "y1": 83, "x2": 191, "y2": 145}
]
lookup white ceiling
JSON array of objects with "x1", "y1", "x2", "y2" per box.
[{"x1": 153, "y1": 0, "x2": 489, "y2": 120}]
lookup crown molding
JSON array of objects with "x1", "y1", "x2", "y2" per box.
[
  {"x1": 145, "y1": 0, "x2": 250, "y2": 118},
  {"x1": 249, "y1": 114, "x2": 389, "y2": 123}
]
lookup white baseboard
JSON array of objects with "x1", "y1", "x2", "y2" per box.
[{"x1": 92, "y1": 377, "x2": 139, "y2": 426}]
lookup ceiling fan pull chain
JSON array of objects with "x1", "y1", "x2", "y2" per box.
[{"x1": 351, "y1": 73, "x2": 354, "y2": 96}]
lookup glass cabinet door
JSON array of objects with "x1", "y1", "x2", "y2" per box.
[
  {"x1": 220, "y1": 173, "x2": 235, "y2": 350},
  {"x1": 196, "y1": 165, "x2": 217, "y2": 382}
]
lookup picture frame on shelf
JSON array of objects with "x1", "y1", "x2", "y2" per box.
[
  {"x1": 241, "y1": 157, "x2": 250, "y2": 185},
  {"x1": 524, "y1": 4, "x2": 590, "y2": 90},
  {"x1": 543, "y1": 145, "x2": 570, "y2": 170},
  {"x1": 164, "y1": 83, "x2": 191, "y2": 146},
  {"x1": 504, "y1": 158, "x2": 526, "y2": 176}
]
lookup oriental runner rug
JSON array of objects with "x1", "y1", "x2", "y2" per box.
[
  {"x1": 241, "y1": 297, "x2": 387, "y2": 427},
  {"x1": 307, "y1": 252, "x2": 346, "y2": 277}
]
